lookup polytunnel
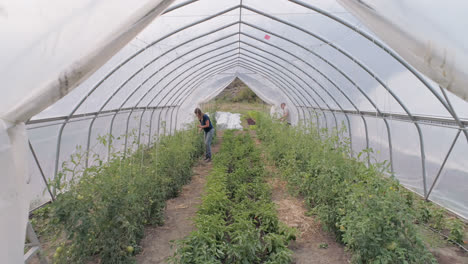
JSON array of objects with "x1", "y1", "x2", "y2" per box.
[{"x1": 1, "y1": 0, "x2": 468, "y2": 262}]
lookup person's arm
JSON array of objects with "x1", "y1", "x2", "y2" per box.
[
  {"x1": 280, "y1": 109, "x2": 287, "y2": 121},
  {"x1": 202, "y1": 120, "x2": 210, "y2": 128},
  {"x1": 197, "y1": 118, "x2": 210, "y2": 128}
]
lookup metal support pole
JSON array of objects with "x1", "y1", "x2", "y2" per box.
[
  {"x1": 361, "y1": 115, "x2": 371, "y2": 166},
  {"x1": 148, "y1": 108, "x2": 158, "y2": 146},
  {"x1": 425, "y1": 130, "x2": 462, "y2": 200},
  {"x1": 29, "y1": 141, "x2": 55, "y2": 201},
  {"x1": 439, "y1": 86, "x2": 468, "y2": 143},
  {"x1": 415, "y1": 124, "x2": 428, "y2": 197},
  {"x1": 24, "y1": 221, "x2": 48, "y2": 264}
]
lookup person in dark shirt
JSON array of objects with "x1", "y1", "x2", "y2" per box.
[{"x1": 194, "y1": 108, "x2": 214, "y2": 162}]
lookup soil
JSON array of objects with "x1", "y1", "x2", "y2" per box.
[
  {"x1": 135, "y1": 132, "x2": 223, "y2": 264},
  {"x1": 268, "y1": 177, "x2": 351, "y2": 264},
  {"x1": 250, "y1": 131, "x2": 351, "y2": 264},
  {"x1": 432, "y1": 247, "x2": 468, "y2": 264}
]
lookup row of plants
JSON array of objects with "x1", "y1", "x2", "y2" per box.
[
  {"x1": 31, "y1": 125, "x2": 205, "y2": 263},
  {"x1": 256, "y1": 114, "x2": 444, "y2": 263},
  {"x1": 170, "y1": 130, "x2": 296, "y2": 263}
]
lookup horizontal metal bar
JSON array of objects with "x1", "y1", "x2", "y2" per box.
[
  {"x1": 26, "y1": 106, "x2": 175, "y2": 125},
  {"x1": 308, "y1": 107, "x2": 468, "y2": 128}
]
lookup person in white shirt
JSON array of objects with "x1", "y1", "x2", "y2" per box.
[{"x1": 279, "y1": 103, "x2": 291, "y2": 125}]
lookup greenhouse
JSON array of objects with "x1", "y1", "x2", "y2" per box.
[{"x1": 1, "y1": 0, "x2": 468, "y2": 263}]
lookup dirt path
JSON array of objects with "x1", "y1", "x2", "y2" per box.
[
  {"x1": 249, "y1": 130, "x2": 350, "y2": 264},
  {"x1": 135, "y1": 132, "x2": 222, "y2": 264},
  {"x1": 268, "y1": 177, "x2": 351, "y2": 264}
]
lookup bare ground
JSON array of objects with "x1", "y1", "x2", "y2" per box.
[
  {"x1": 266, "y1": 166, "x2": 351, "y2": 264},
  {"x1": 135, "y1": 132, "x2": 222, "y2": 264},
  {"x1": 248, "y1": 130, "x2": 351, "y2": 264}
]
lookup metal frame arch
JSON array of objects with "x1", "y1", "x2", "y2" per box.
[
  {"x1": 119, "y1": 52, "x2": 240, "y2": 156},
  {"x1": 243, "y1": 4, "x2": 427, "y2": 190},
  {"x1": 235, "y1": 60, "x2": 321, "y2": 129},
  {"x1": 99, "y1": 48, "x2": 238, "y2": 160},
  {"x1": 171, "y1": 59, "x2": 308, "y2": 123},
  {"x1": 137, "y1": 59, "x2": 241, "y2": 139},
  {"x1": 239, "y1": 21, "x2": 388, "y2": 168},
  {"x1": 239, "y1": 48, "x2": 340, "y2": 136},
  {"x1": 168, "y1": 70, "x2": 238, "y2": 133},
  {"x1": 160, "y1": 61, "x2": 306, "y2": 135},
  {"x1": 106, "y1": 56, "x2": 236, "y2": 159},
  {"x1": 105, "y1": 45, "x2": 240, "y2": 145},
  {"x1": 148, "y1": 63, "x2": 241, "y2": 144},
  {"x1": 169, "y1": 54, "x2": 312, "y2": 120},
  {"x1": 54, "y1": 1, "x2": 453, "y2": 196},
  {"x1": 237, "y1": 60, "x2": 317, "y2": 124},
  {"x1": 238, "y1": 40, "x2": 353, "y2": 146},
  {"x1": 171, "y1": 60, "x2": 309, "y2": 129},
  {"x1": 242, "y1": 4, "x2": 417, "y2": 120},
  {"x1": 85, "y1": 38, "x2": 241, "y2": 166},
  {"x1": 239, "y1": 52, "x2": 336, "y2": 130},
  {"x1": 175, "y1": 61, "x2": 320, "y2": 134},
  {"x1": 52, "y1": 5, "x2": 243, "y2": 179},
  {"x1": 289, "y1": 0, "x2": 468, "y2": 143},
  {"x1": 157, "y1": 57, "x2": 308, "y2": 127}
]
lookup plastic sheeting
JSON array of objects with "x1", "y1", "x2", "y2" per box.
[
  {"x1": 0, "y1": 0, "x2": 174, "y2": 262},
  {"x1": 0, "y1": 121, "x2": 28, "y2": 263},
  {"x1": 21, "y1": 0, "x2": 468, "y2": 221},
  {"x1": 2, "y1": 0, "x2": 468, "y2": 262},
  {"x1": 338, "y1": 0, "x2": 468, "y2": 102},
  {"x1": 215, "y1": 112, "x2": 243, "y2": 130}
]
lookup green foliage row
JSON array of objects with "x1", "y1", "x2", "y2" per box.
[
  {"x1": 170, "y1": 130, "x2": 296, "y2": 264},
  {"x1": 410, "y1": 192, "x2": 466, "y2": 244},
  {"x1": 32, "y1": 126, "x2": 204, "y2": 263},
  {"x1": 256, "y1": 114, "x2": 438, "y2": 264}
]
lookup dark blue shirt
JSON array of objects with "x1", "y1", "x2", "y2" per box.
[{"x1": 200, "y1": 114, "x2": 213, "y2": 132}]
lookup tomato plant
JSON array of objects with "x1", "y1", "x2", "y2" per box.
[
  {"x1": 256, "y1": 114, "x2": 438, "y2": 264},
  {"x1": 170, "y1": 131, "x2": 295, "y2": 264},
  {"x1": 32, "y1": 125, "x2": 204, "y2": 263}
]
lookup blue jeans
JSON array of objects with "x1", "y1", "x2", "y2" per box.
[{"x1": 204, "y1": 128, "x2": 214, "y2": 159}]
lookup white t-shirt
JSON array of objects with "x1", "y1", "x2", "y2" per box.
[{"x1": 283, "y1": 106, "x2": 291, "y2": 123}]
